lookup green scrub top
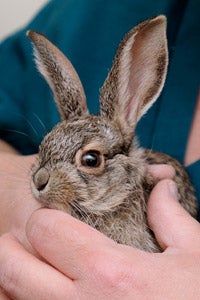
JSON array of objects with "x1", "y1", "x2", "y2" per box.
[{"x1": 0, "y1": 0, "x2": 199, "y2": 212}]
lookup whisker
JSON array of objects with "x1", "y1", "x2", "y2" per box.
[
  {"x1": 33, "y1": 113, "x2": 47, "y2": 136},
  {"x1": 1, "y1": 152, "x2": 38, "y2": 173},
  {"x1": 0, "y1": 188, "x2": 20, "y2": 191},
  {"x1": 4, "y1": 129, "x2": 29, "y2": 138},
  {"x1": 2, "y1": 128, "x2": 37, "y2": 144},
  {"x1": 70, "y1": 201, "x2": 94, "y2": 227},
  {"x1": 13, "y1": 113, "x2": 39, "y2": 137},
  {"x1": 0, "y1": 159, "x2": 32, "y2": 174},
  {"x1": 16, "y1": 161, "x2": 35, "y2": 174},
  {"x1": 2, "y1": 112, "x2": 44, "y2": 146},
  {"x1": 0, "y1": 177, "x2": 30, "y2": 184}
]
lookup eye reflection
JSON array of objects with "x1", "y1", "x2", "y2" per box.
[{"x1": 81, "y1": 151, "x2": 101, "y2": 167}]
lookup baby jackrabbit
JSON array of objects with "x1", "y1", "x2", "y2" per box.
[{"x1": 28, "y1": 16, "x2": 197, "y2": 252}]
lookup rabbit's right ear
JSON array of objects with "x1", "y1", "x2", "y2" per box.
[
  {"x1": 27, "y1": 31, "x2": 88, "y2": 120},
  {"x1": 100, "y1": 16, "x2": 168, "y2": 147}
]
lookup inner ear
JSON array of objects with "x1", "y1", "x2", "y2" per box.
[
  {"x1": 119, "y1": 17, "x2": 168, "y2": 124},
  {"x1": 100, "y1": 16, "x2": 168, "y2": 146}
]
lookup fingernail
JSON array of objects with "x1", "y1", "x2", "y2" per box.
[{"x1": 167, "y1": 181, "x2": 178, "y2": 200}]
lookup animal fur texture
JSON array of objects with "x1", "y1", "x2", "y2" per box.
[{"x1": 28, "y1": 16, "x2": 197, "y2": 253}]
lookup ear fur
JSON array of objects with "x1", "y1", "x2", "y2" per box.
[
  {"x1": 100, "y1": 15, "x2": 168, "y2": 146},
  {"x1": 27, "y1": 30, "x2": 88, "y2": 120}
]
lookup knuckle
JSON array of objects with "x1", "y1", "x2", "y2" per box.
[{"x1": 91, "y1": 253, "x2": 132, "y2": 294}]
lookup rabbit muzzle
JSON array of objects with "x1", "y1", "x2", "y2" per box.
[{"x1": 32, "y1": 167, "x2": 50, "y2": 192}]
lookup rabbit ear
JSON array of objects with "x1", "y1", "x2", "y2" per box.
[
  {"x1": 100, "y1": 15, "x2": 168, "y2": 146},
  {"x1": 27, "y1": 31, "x2": 88, "y2": 120}
]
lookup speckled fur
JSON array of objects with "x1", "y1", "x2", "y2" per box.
[{"x1": 28, "y1": 16, "x2": 197, "y2": 253}]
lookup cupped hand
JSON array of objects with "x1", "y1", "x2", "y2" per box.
[{"x1": 0, "y1": 178, "x2": 200, "y2": 299}]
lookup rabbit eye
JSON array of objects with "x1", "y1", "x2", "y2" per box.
[
  {"x1": 76, "y1": 144, "x2": 105, "y2": 175},
  {"x1": 81, "y1": 151, "x2": 101, "y2": 168}
]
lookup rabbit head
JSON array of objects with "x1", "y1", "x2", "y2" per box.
[{"x1": 28, "y1": 16, "x2": 168, "y2": 218}]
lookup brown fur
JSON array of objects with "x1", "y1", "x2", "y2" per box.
[{"x1": 28, "y1": 16, "x2": 197, "y2": 253}]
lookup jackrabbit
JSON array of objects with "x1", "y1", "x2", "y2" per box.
[{"x1": 28, "y1": 16, "x2": 197, "y2": 252}]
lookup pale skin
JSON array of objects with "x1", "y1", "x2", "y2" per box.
[{"x1": 0, "y1": 93, "x2": 199, "y2": 299}]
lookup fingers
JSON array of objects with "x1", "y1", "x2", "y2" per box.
[
  {"x1": 24, "y1": 153, "x2": 38, "y2": 165},
  {"x1": 147, "y1": 164, "x2": 175, "y2": 180},
  {"x1": 26, "y1": 209, "x2": 149, "y2": 298},
  {"x1": 147, "y1": 179, "x2": 200, "y2": 251},
  {"x1": 0, "y1": 234, "x2": 76, "y2": 300},
  {"x1": 26, "y1": 209, "x2": 116, "y2": 280},
  {"x1": 0, "y1": 288, "x2": 10, "y2": 300}
]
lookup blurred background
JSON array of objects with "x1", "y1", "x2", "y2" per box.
[{"x1": 0, "y1": 0, "x2": 48, "y2": 41}]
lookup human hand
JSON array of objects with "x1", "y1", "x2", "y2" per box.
[
  {"x1": 0, "y1": 178, "x2": 200, "y2": 299},
  {"x1": 0, "y1": 147, "x2": 41, "y2": 298},
  {"x1": 0, "y1": 150, "x2": 41, "y2": 251}
]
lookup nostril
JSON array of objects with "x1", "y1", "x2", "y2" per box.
[{"x1": 33, "y1": 167, "x2": 50, "y2": 192}]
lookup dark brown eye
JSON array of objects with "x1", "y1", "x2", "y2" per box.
[{"x1": 81, "y1": 151, "x2": 101, "y2": 168}]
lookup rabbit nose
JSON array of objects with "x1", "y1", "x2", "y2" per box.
[{"x1": 33, "y1": 168, "x2": 50, "y2": 192}]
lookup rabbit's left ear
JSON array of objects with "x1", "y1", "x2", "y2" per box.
[
  {"x1": 100, "y1": 16, "x2": 168, "y2": 146},
  {"x1": 27, "y1": 31, "x2": 88, "y2": 120}
]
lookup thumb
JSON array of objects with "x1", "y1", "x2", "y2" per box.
[{"x1": 147, "y1": 179, "x2": 200, "y2": 251}]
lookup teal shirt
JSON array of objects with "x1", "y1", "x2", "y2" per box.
[{"x1": 0, "y1": 0, "x2": 199, "y2": 211}]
